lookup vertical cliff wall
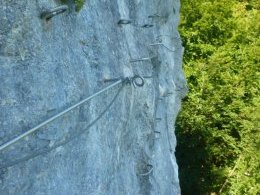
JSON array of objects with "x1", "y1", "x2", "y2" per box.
[{"x1": 0, "y1": 0, "x2": 187, "y2": 194}]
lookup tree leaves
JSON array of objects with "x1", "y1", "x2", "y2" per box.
[{"x1": 176, "y1": 0, "x2": 259, "y2": 194}]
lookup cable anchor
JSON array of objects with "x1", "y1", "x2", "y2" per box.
[{"x1": 126, "y1": 75, "x2": 145, "y2": 87}]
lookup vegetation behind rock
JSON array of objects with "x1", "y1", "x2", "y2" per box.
[{"x1": 176, "y1": 0, "x2": 259, "y2": 194}]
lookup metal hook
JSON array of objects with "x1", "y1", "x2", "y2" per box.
[
  {"x1": 150, "y1": 42, "x2": 175, "y2": 52},
  {"x1": 163, "y1": 92, "x2": 173, "y2": 97},
  {"x1": 148, "y1": 14, "x2": 161, "y2": 18},
  {"x1": 141, "y1": 24, "x2": 154, "y2": 28},
  {"x1": 40, "y1": 5, "x2": 68, "y2": 21},
  {"x1": 117, "y1": 18, "x2": 154, "y2": 28},
  {"x1": 138, "y1": 164, "x2": 154, "y2": 176},
  {"x1": 156, "y1": 35, "x2": 181, "y2": 40},
  {"x1": 118, "y1": 19, "x2": 132, "y2": 25},
  {"x1": 129, "y1": 55, "x2": 157, "y2": 63}
]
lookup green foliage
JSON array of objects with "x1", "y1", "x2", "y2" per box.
[
  {"x1": 61, "y1": 0, "x2": 86, "y2": 12},
  {"x1": 176, "y1": 0, "x2": 260, "y2": 194},
  {"x1": 74, "y1": 0, "x2": 85, "y2": 12}
]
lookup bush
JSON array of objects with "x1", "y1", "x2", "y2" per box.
[{"x1": 176, "y1": 0, "x2": 260, "y2": 194}]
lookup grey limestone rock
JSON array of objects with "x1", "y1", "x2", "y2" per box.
[{"x1": 0, "y1": 0, "x2": 187, "y2": 194}]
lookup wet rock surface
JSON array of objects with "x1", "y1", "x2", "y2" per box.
[{"x1": 0, "y1": 0, "x2": 187, "y2": 194}]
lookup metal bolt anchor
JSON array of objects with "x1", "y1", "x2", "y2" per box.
[{"x1": 130, "y1": 75, "x2": 145, "y2": 87}]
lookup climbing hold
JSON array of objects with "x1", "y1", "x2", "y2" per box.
[{"x1": 40, "y1": 5, "x2": 68, "y2": 21}]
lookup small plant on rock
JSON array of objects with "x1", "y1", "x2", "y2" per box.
[{"x1": 61, "y1": 0, "x2": 86, "y2": 12}]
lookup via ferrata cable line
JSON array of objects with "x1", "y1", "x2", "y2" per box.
[
  {"x1": 0, "y1": 80, "x2": 125, "y2": 169},
  {"x1": 0, "y1": 75, "x2": 144, "y2": 153}
]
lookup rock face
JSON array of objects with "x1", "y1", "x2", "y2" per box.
[{"x1": 0, "y1": 0, "x2": 187, "y2": 194}]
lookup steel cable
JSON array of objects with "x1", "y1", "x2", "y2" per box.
[
  {"x1": 0, "y1": 79, "x2": 123, "y2": 152},
  {"x1": 0, "y1": 75, "x2": 145, "y2": 169},
  {"x1": 0, "y1": 83, "x2": 125, "y2": 169}
]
